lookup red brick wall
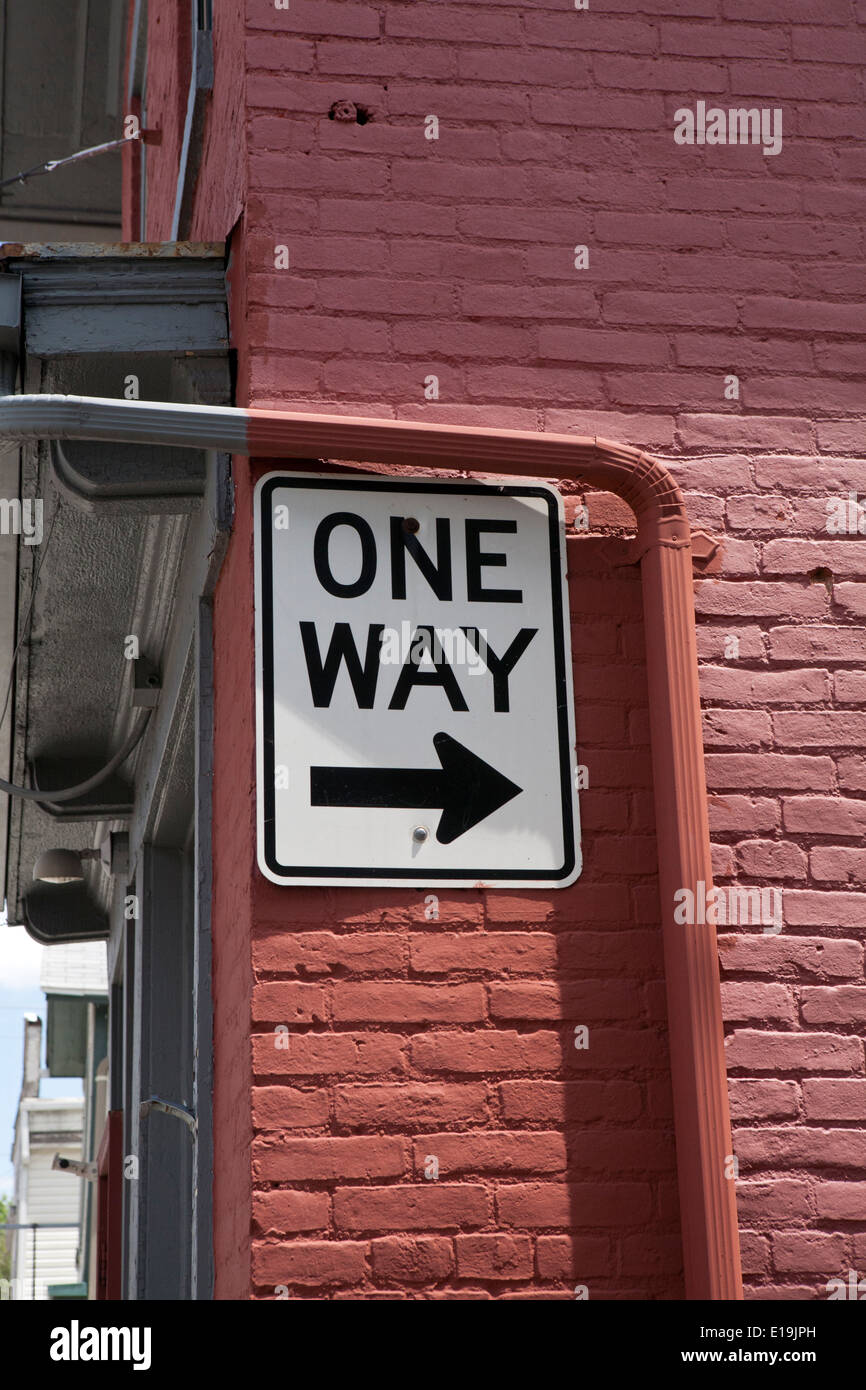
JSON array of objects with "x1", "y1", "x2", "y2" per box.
[
  {"x1": 141, "y1": 0, "x2": 191, "y2": 238},
  {"x1": 142, "y1": 0, "x2": 246, "y2": 241},
  {"x1": 244, "y1": 522, "x2": 681, "y2": 1299},
  {"x1": 143, "y1": 0, "x2": 866, "y2": 1298}
]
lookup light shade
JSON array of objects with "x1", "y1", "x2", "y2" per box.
[{"x1": 33, "y1": 848, "x2": 85, "y2": 884}]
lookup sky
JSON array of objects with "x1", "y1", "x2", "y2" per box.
[{"x1": 0, "y1": 910, "x2": 82, "y2": 1199}]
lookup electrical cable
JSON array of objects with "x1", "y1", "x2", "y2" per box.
[
  {"x1": 0, "y1": 135, "x2": 138, "y2": 191},
  {"x1": 0, "y1": 489, "x2": 150, "y2": 804},
  {"x1": 0, "y1": 709, "x2": 151, "y2": 802}
]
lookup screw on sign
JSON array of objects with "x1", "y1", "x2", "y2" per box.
[{"x1": 254, "y1": 473, "x2": 581, "y2": 887}]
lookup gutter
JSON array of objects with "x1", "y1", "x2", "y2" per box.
[{"x1": 0, "y1": 392, "x2": 742, "y2": 1301}]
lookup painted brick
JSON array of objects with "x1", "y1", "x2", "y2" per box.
[
  {"x1": 412, "y1": 1132, "x2": 567, "y2": 1177},
  {"x1": 702, "y1": 668, "x2": 831, "y2": 704},
  {"x1": 249, "y1": 1, "x2": 381, "y2": 37},
  {"x1": 621, "y1": 1234, "x2": 685, "y2": 1276},
  {"x1": 694, "y1": 582, "x2": 827, "y2": 619},
  {"x1": 385, "y1": 7, "x2": 523, "y2": 43},
  {"x1": 455, "y1": 1234, "x2": 533, "y2": 1281},
  {"x1": 839, "y1": 757, "x2": 866, "y2": 793},
  {"x1": 332, "y1": 983, "x2": 485, "y2": 1023},
  {"x1": 536, "y1": 1235, "x2": 613, "y2": 1279},
  {"x1": 836, "y1": 585, "x2": 866, "y2": 620},
  {"x1": 802, "y1": 1079, "x2": 866, "y2": 1122},
  {"x1": 408, "y1": 932, "x2": 555, "y2": 975},
  {"x1": 738, "y1": 1232, "x2": 771, "y2": 1277},
  {"x1": 253, "y1": 1136, "x2": 406, "y2": 1182},
  {"x1": 772, "y1": 1232, "x2": 847, "y2": 1275},
  {"x1": 604, "y1": 290, "x2": 735, "y2": 326},
  {"x1": 718, "y1": 935, "x2": 863, "y2": 980},
  {"x1": 334, "y1": 1185, "x2": 490, "y2": 1233},
  {"x1": 736, "y1": 1129, "x2": 866, "y2": 1170},
  {"x1": 252, "y1": 982, "x2": 328, "y2": 1024},
  {"x1": 735, "y1": 840, "x2": 807, "y2": 879},
  {"x1": 252, "y1": 1032, "x2": 406, "y2": 1076},
  {"x1": 251, "y1": 1240, "x2": 369, "y2": 1287},
  {"x1": 595, "y1": 54, "x2": 727, "y2": 91},
  {"x1": 254, "y1": 932, "x2": 407, "y2": 976},
  {"x1": 706, "y1": 755, "x2": 835, "y2": 792},
  {"x1": 661, "y1": 21, "x2": 788, "y2": 57},
  {"x1": 317, "y1": 40, "x2": 456, "y2": 80},
  {"x1": 530, "y1": 93, "x2": 665, "y2": 131},
  {"x1": 678, "y1": 415, "x2": 813, "y2": 452},
  {"x1": 410, "y1": 1030, "x2": 561, "y2": 1074},
  {"x1": 677, "y1": 330, "x2": 809, "y2": 367},
  {"x1": 784, "y1": 797, "x2": 866, "y2": 837},
  {"x1": 792, "y1": 26, "x2": 866, "y2": 61},
  {"x1": 703, "y1": 709, "x2": 772, "y2": 748},
  {"x1": 370, "y1": 1236, "x2": 455, "y2": 1283},
  {"x1": 721, "y1": 983, "x2": 797, "y2": 1026},
  {"x1": 783, "y1": 892, "x2": 866, "y2": 929},
  {"x1": 562, "y1": 1130, "x2": 677, "y2": 1173},
  {"x1": 245, "y1": 36, "x2": 316, "y2": 72},
  {"x1": 801, "y1": 988, "x2": 866, "y2": 1026},
  {"x1": 334, "y1": 1083, "x2": 490, "y2": 1131},
  {"x1": 747, "y1": 1284, "x2": 821, "y2": 1301},
  {"x1": 814, "y1": 1183, "x2": 866, "y2": 1221},
  {"x1": 497, "y1": 1183, "x2": 653, "y2": 1229},
  {"x1": 499, "y1": 1080, "x2": 643, "y2": 1125},
  {"x1": 488, "y1": 980, "x2": 642, "y2": 1022},
  {"x1": 736, "y1": 1181, "x2": 813, "y2": 1225},
  {"x1": 729, "y1": 1080, "x2": 800, "y2": 1122},
  {"x1": 252, "y1": 1191, "x2": 329, "y2": 1235},
  {"x1": 708, "y1": 796, "x2": 780, "y2": 834},
  {"x1": 252, "y1": 1086, "x2": 330, "y2": 1131},
  {"x1": 523, "y1": 13, "x2": 657, "y2": 51},
  {"x1": 810, "y1": 847, "x2": 866, "y2": 884},
  {"x1": 765, "y1": 541, "x2": 866, "y2": 580},
  {"x1": 725, "y1": 1030, "x2": 863, "y2": 1073}
]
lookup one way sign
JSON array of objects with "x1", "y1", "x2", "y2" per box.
[{"x1": 254, "y1": 473, "x2": 581, "y2": 887}]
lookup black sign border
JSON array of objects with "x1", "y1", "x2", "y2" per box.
[{"x1": 257, "y1": 474, "x2": 577, "y2": 884}]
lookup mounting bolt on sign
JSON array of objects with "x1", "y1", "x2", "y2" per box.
[{"x1": 254, "y1": 473, "x2": 581, "y2": 887}]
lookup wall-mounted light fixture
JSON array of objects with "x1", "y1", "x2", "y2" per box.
[
  {"x1": 33, "y1": 832, "x2": 129, "y2": 885},
  {"x1": 52, "y1": 1154, "x2": 97, "y2": 1180},
  {"x1": 33, "y1": 847, "x2": 97, "y2": 883}
]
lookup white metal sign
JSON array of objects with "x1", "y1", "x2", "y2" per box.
[{"x1": 254, "y1": 473, "x2": 581, "y2": 887}]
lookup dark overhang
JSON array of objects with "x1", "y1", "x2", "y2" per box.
[{"x1": 0, "y1": 242, "x2": 231, "y2": 933}]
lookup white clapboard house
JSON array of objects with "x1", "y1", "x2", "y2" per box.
[{"x1": 8, "y1": 942, "x2": 108, "y2": 1299}]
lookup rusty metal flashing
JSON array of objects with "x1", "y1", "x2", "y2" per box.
[{"x1": 0, "y1": 242, "x2": 224, "y2": 261}]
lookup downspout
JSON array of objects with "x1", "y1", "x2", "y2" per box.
[{"x1": 0, "y1": 394, "x2": 742, "y2": 1301}]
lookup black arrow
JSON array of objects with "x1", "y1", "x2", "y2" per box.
[{"x1": 310, "y1": 732, "x2": 522, "y2": 845}]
